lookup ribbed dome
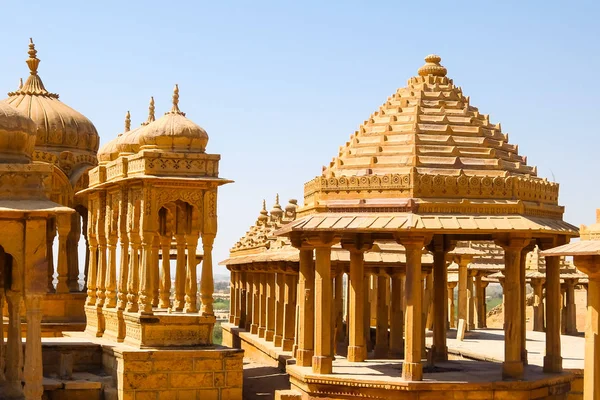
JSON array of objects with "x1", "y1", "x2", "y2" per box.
[
  {"x1": 4, "y1": 39, "x2": 99, "y2": 169},
  {"x1": 137, "y1": 85, "x2": 209, "y2": 152},
  {"x1": 0, "y1": 101, "x2": 36, "y2": 163}
]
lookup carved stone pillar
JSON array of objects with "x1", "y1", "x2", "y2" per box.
[
  {"x1": 46, "y1": 219, "x2": 56, "y2": 292},
  {"x1": 126, "y1": 233, "x2": 141, "y2": 313},
  {"x1": 5, "y1": 291, "x2": 23, "y2": 397},
  {"x1": 396, "y1": 235, "x2": 430, "y2": 381},
  {"x1": 200, "y1": 233, "x2": 215, "y2": 315},
  {"x1": 67, "y1": 212, "x2": 81, "y2": 292},
  {"x1": 313, "y1": 244, "x2": 333, "y2": 374},
  {"x1": 173, "y1": 234, "x2": 186, "y2": 311},
  {"x1": 542, "y1": 241, "x2": 563, "y2": 373},
  {"x1": 117, "y1": 228, "x2": 129, "y2": 311},
  {"x1": 431, "y1": 236, "x2": 449, "y2": 362},
  {"x1": 86, "y1": 236, "x2": 98, "y2": 306},
  {"x1": 151, "y1": 235, "x2": 160, "y2": 307},
  {"x1": 424, "y1": 272, "x2": 434, "y2": 331},
  {"x1": 467, "y1": 273, "x2": 475, "y2": 331},
  {"x1": 258, "y1": 272, "x2": 267, "y2": 338},
  {"x1": 138, "y1": 231, "x2": 155, "y2": 314},
  {"x1": 343, "y1": 238, "x2": 369, "y2": 362},
  {"x1": 334, "y1": 269, "x2": 344, "y2": 348},
  {"x1": 229, "y1": 271, "x2": 236, "y2": 323},
  {"x1": 56, "y1": 214, "x2": 71, "y2": 293},
  {"x1": 104, "y1": 232, "x2": 118, "y2": 309},
  {"x1": 296, "y1": 248, "x2": 314, "y2": 367},
  {"x1": 447, "y1": 282, "x2": 456, "y2": 329},
  {"x1": 477, "y1": 279, "x2": 488, "y2": 329},
  {"x1": 185, "y1": 233, "x2": 200, "y2": 313},
  {"x1": 374, "y1": 271, "x2": 389, "y2": 359},
  {"x1": 389, "y1": 271, "x2": 404, "y2": 358},
  {"x1": 531, "y1": 278, "x2": 545, "y2": 332},
  {"x1": 565, "y1": 279, "x2": 578, "y2": 335},
  {"x1": 363, "y1": 273, "x2": 372, "y2": 353},
  {"x1": 265, "y1": 273, "x2": 276, "y2": 341},
  {"x1": 159, "y1": 236, "x2": 172, "y2": 308},
  {"x1": 282, "y1": 273, "x2": 297, "y2": 351},
  {"x1": 96, "y1": 233, "x2": 107, "y2": 307},
  {"x1": 496, "y1": 235, "x2": 530, "y2": 380},
  {"x1": 239, "y1": 271, "x2": 247, "y2": 329},
  {"x1": 246, "y1": 272, "x2": 254, "y2": 332},
  {"x1": 23, "y1": 294, "x2": 43, "y2": 400},
  {"x1": 251, "y1": 272, "x2": 260, "y2": 334},
  {"x1": 274, "y1": 272, "x2": 285, "y2": 346},
  {"x1": 456, "y1": 255, "x2": 472, "y2": 332},
  {"x1": 235, "y1": 271, "x2": 243, "y2": 326},
  {"x1": 473, "y1": 275, "x2": 482, "y2": 329}
]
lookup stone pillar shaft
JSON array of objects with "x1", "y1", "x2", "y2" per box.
[
  {"x1": 200, "y1": 233, "x2": 215, "y2": 315},
  {"x1": 185, "y1": 234, "x2": 200, "y2": 313},
  {"x1": 56, "y1": 215, "x2": 71, "y2": 294},
  {"x1": 447, "y1": 283, "x2": 456, "y2": 329},
  {"x1": 23, "y1": 295, "x2": 43, "y2": 400},
  {"x1": 334, "y1": 270, "x2": 344, "y2": 347},
  {"x1": 296, "y1": 249, "x2": 315, "y2": 366},
  {"x1": 126, "y1": 237, "x2": 140, "y2": 313},
  {"x1": 432, "y1": 246, "x2": 448, "y2": 362},
  {"x1": 174, "y1": 235, "x2": 186, "y2": 311},
  {"x1": 86, "y1": 237, "x2": 98, "y2": 305},
  {"x1": 265, "y1": 273, "x2": 276, "y2": 341},
  {"x1": 389, "y1": 273, "x2": 404, "y2": 358},
  {"x1": 239, "y1": 272, "x2": 247, "y2": 329},
  {"x1": 282, "y1": 274, "x2": 297, "y2": 351},
  {"x1": 348, "y1": 249, "x2": 366, "y2": 362},
  {"x1": 313, "y1": 246, "x2": 333, "y2": 374},
  {"x1": 274, "y1": 272, "x2": 285, "y2": 346},
  {"x1": 399, "y1": 236, "x2": 427, "y2": 381},
  {"x1": 565, "y1": 280, "x2": 578, "y2": 335},
  {"x1": 374, "y1": 273, "x2": 389, "y2": 358},
  {"x1": 6, "y1": 291, "x2": 23, "y2": 397},
  {"x1": 544, "y1": 254, "x2": 562, "y2": 373},
  {"x1": 138, "y1": 232, "x2": 155, "y2": 314},
  {"x1": 457, "y1": 259, "x2": 469, "y2": 331},
  {"x1": 159, "y1": 237, "x2": 172, "y2": 308}
]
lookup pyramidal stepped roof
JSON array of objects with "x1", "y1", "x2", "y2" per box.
[{"x1": 323, "y1": 55, "x2": 533, "y2": 178}]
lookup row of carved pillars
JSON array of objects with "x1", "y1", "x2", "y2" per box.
[
  {"x1": 228, "y1": 270, "x2": 298, "y2": 350},
  {"x1": 46, "y1": 211, "x2": 86, "y2": 294},
  {"x1": 445, "y1": 277, "x2": 488, "y2": 331},
  {"x1": 85, "y1": 230, "x2": 216, "y2": 315},
  {"x1": 0, "y1": 292, "x2": 45, "y2": 400}
]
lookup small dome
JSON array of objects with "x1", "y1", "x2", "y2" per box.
[
  {"x1": 0, "y1": 101, "x2": 37, "y2": 163},
  {"x1": 4, "y1": 39, "x2": 99, "y2": 170},
  {"x1": 137, "y1": 85, "x2": 209, "y2": 152}
]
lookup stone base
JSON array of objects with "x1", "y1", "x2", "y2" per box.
[
  {"x1": 40, "y1": 335, "x2": 244, "y2": 400},
  {"x1": 285, "y1": 359, "x2": 574, "y2": 400},
  {"x1": 85, "y1": 307, "x2": 216, "y2": 347}
]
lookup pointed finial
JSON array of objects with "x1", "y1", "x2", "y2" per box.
[
  {"x1": 18, "y1": 78, "x2": 23, "y2": 89},
  {"x1": 26, "y1": 38, "x2": 40, "y2": 75},
  {"x1": 142, "y1": 97, "x2": 155, "y2": 126},
  {"x1": 275, "y1": 193, "x2": 280, "y2": 205},
  {"x1": 166, "y1": 84, "x2": 185, "y2": 116},
  {"x1": 417, "y1": 54, "x2": 447, "y2": 77},
  {"x1": 262, "y1": 199, "x2": 267, "y2": 211},
  {"x1": 257, "y1": 199, "x2": 269, "y2": 224},
  {"x1": 125, "y1": 111, "x2": 131, "y2": 132}
]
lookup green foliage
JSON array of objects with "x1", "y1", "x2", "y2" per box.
[
  {"x1": 213, "y1": 298, "x2": 230, "y2": 310},
  {"x1": 213, "y1": 321, "x2": 223, "y2": 345}
]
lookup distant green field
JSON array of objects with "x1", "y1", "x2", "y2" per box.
[{"x1": 487, "y1": 297, "x2": 502, "y2": 310}]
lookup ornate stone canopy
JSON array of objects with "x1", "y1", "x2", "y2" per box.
[{"x1": 277, "y1": 55, "x2": 577, "y2": 240}]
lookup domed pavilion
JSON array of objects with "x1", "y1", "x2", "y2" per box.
[
  {"x1": 271, "y1": 55, "x2": 578, "y2": 397},
  {"x1": 79, "y1": 85, "x2": 232, "y2": 346},
  {"x1": 0, "y1": 101, "x2": 73, "y2": 399},
  {"x1": 2, "y1": 39, "x2": 101, "y2": 332}
]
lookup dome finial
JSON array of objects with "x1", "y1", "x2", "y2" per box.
[
  {"x1": 262, "y1": 199, "x2": 267, "y2": 211},
  {"x1": 26, "y1": 38, "x2": 40, "y2": 75},
  {"x1": 125, "y1": 111, "x2": 131, "y2": 132},
  {"x1": 167, "y1": 84, "x2": 186, "y2": 116},
  {"x1": 18, "y1": 78, "x2": 23, "y2": 89},
  {"x1": 418, "y1": 54, "x2": 447, "y2": 77},
  {"x1": 142, "y1": 97, "x2": 155, "y2": 126}
]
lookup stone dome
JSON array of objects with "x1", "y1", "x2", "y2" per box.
[
  {"x1": 137, "y1": 85, "x2": 209, "y2": 153},
  {"x1": 0, "y1": 101, "x2": 36, "y2": 163},
  {"x1": 4, "y1": 39, "x2": 99, "y2": 170}
]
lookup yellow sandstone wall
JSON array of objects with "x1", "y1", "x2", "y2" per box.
[{"x1": 102, "y1": 346, "x2": 244, "y2": 400}]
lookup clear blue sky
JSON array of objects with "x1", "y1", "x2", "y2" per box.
[{"x1": 1, "y1": 1, "x2": 599, "y2": 274}]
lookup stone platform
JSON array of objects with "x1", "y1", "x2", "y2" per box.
[
  {"x1": 42, "y1": 334, "x2": 244, "y2": 400},
  {"x1": 226, "y1": 325, "x2": 584, "y2": 399}
]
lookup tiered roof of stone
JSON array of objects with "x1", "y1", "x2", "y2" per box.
[{"x1": 322, "y1": 55, "x2": 533, "y2": 179}]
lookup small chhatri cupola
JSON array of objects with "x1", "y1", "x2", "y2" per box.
[{"x1": 4, "y1": 39, "x2": 99, "y2": 176}]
